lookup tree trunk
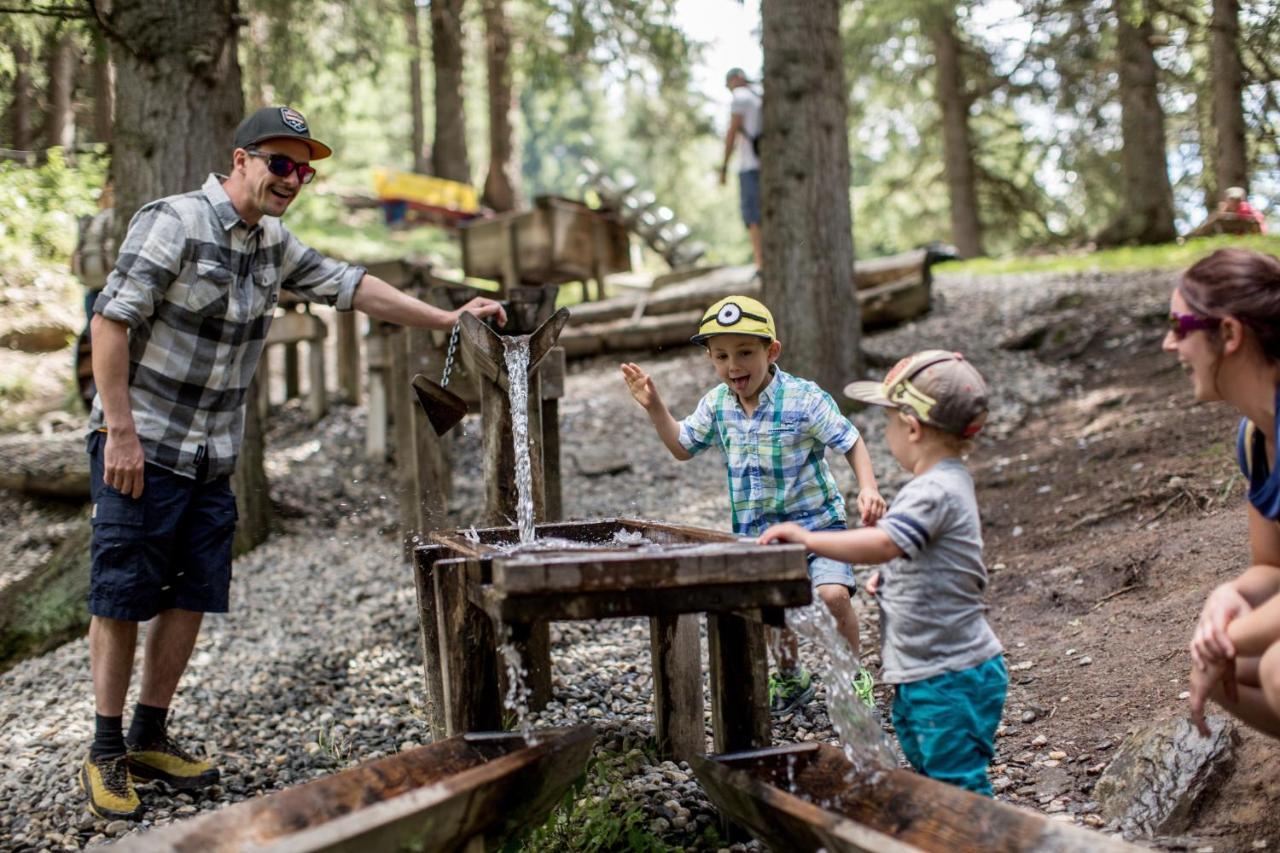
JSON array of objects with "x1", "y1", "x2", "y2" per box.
[
  {"x1": 1099, "y1": 0, "x2": 1176, "y2": 246},
  {"x1": 429, "y1": 0, "x2": 470, "y2": 182},
  {"x1": 481, "y1": 0, "x2": 520, "y2": 211},
  {"x1": 405, "y1": 0, "x2": 430, "y2": 173},
  {"x1": 6, "y1": 38, "x2": 34, "y2": 150},
  {"x1": 1210, "y1": 0, "x2": 1247, "y2": 196},
  {"x1": 927, "y1": 8, "x2": 983, "y2": 258},
  {"x1": 760, "y1": 0, "x2": 861, "y2": 399},
  {"x1": 91, "y1": 31, "x2": 114, "y2": 145},
  {"x1": 43, "y1": 26, "x2": 77, "y2": 150},
  {"x1": 105, "y1": 0, "x2": 270, "y2": 553}
]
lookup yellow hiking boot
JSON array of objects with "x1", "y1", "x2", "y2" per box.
[
  {"x1": 128, "y1": 733, "x2": 219, "y2": 790},
  {"x1": 79, "y1": 753, "x2": 143, "y2": 821}
]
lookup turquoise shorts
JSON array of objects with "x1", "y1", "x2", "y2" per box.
[{"x1": 891, "y1": 655, "x2": 1007, "y2": 796}]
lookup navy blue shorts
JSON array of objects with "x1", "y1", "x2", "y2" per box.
[
  {"x1": 87, "y1": 431, "x2": 238, "y2": 621},
  {"x1": 738, "y1": 168, "x2": 761, "y2": 227}
]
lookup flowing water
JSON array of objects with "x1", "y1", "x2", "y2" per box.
[
  {"x1": 502, "y1": 336, "x2": 536, "y2": 545},
  {"x1": 497, "y1": 630, "x2": 537, "y2": 745},
  {"x1": 785, "y1": 603, "x2": 897, "y2": 781}
]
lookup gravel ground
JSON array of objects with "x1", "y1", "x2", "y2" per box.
[{"x1": 0, "y1": 267, "x2": 1173, "y2": 851}]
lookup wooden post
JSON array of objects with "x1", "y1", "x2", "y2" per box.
[
  {"x1": 389, "y1": 327, "x2": 419, "y2": 562},
  {"x1": 413, "y1": 545, "x2": 448, "y2": 740},
  {"x1": 501, "y1": 217, "x2": 520, "y2": 296},
  {"x1": 537, "y1": 347, "x2": 565, "y2": 522},
  {"x1": 337, "y1": 309, "x2": 361, "y2": 406},
  {"x1": 307, "y1": 330, "x2": 327, "y2": 424},
  {"x1": 405, "y1": 325, "x2": 451, "y2": 532},
  {"x1": 284, "y1": 341, "x2": 301, "y2": 400},
  {"x1": 365, "y1": 327, "x2": 390, "y2": 461},
  {"x1": 435, "y1": 558, "x2": 502, "y2": 735},
  {"x1": 707, "y1": 611, "x2": 771, "y2": 754},
  {"x1": 650, "y1": 613, "x2": 705, "y2": 760},
  {"x1": 255, "y1": 348, "x2": 271, "y2": 424}
]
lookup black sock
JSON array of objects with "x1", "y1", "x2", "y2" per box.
[
  {"x1": 91, "y1": 714, "x2": 126, "y2": 761},
  {"x1": 126, "y1": 702, "x2": 168, "y2": 749}
]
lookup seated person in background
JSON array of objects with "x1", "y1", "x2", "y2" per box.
[{"x1": 1221, "y1": 186, "x2": 1268, "y2": 234}]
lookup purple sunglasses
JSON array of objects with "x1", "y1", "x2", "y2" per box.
[{"x1": 1168, "y1": 311, "x2": 1221, "y2": 339}]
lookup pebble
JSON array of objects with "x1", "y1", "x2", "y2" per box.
[{"x1": 1031, "y1": 734, "x2": 1049, "y2": 747}]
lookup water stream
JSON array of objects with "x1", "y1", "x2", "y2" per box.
[
  {"x1": 785, "y1": 603, "x2": 897, "y2": 781},
  {"x1": 502, "y1": 336, "x2": 536, "y2": 545}
]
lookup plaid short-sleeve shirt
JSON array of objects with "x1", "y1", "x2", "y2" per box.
[
  {"x1": 677, "y1": 367, "x2": 860, "y2": 536},
  {"x1": 88, "y1": 173, "x2": 366, "y2": 480}
]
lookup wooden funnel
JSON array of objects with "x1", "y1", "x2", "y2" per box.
[
  {"x1": 458, "y1": 307, "x2": 570, "y2": 392},
  {"x1": 114, "y1": 725, "x2": 594, "y2": 853},
  {"x1": 691, "y1": 742, "x2": 1140, "y2": 853}
]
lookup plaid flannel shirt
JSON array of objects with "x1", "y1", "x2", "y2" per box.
[
  {"x1": 88, "y1": 173, "x2": 366, "y2": 480},
  {"x1": 677, "y1": 367, "x2": 860, "y2": 536}
]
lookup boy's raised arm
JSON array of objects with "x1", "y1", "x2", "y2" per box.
[{"x1": 620, "y1": 362, "x2": 693, "y2": 461}]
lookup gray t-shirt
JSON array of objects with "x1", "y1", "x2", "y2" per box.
[{"x1": 875, "y1": 458, "x2": 1003, "y2": 684}]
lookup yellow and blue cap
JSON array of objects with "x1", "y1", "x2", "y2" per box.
[{"x1": 691, "y1": 295, "x2": 776, "y2": 346}]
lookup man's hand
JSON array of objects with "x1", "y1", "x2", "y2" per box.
[
  {"x1": 718, "y1": 166, "x2": 728, "y2": 187},
  {"x1": 1191, "y1": 583, "x2": 1251, "y2": 667},
  {"x1": 453, "y1": 296, "x2": 506, "y2": 328},
  {"x1": 621, "y1": 362, "x2": 661, "y2": 410},
  {"x1": 758, "y1": 522, "x2": 809, "y2": 547},
  {"x1": 857, "y1": 488, "x2": 887, "y2": 526},
  {"x1": 1188, "y1": 657, "x2": 1237, "y2": 736},
  {"x1": 103, "y1": 430, "x2": 145, "y2": 498}
]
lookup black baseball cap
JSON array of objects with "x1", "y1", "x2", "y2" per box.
[{"x1": 233, "y1": 106, "x2": 332, "y2": 160}]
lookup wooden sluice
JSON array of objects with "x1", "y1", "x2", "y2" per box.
[
  {"x1": 691, "y1": 742, "x2": 1142, "y2": 853},
  {"x1": 115, "y1": 726, "x2": 594, "y2": 852}
]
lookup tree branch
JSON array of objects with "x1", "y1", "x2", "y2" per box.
[{"x1": 0, "y1": 3, "x2": 89, "y2": 16}]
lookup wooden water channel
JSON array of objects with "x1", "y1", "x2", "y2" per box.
[
  {"x1": 116, "y1": 726, "x2": 593, "y2": 852},
  {"x1": 691, "y1": 742, "x2": 1140, "y2": 853}
]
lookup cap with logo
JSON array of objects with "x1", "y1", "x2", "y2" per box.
[
  {"x1": 844, "y1": 350, "x2": 989, "y2": 438},
  {"x1": 691, "y1": 295, "x2": 776, "y2": 346},
  {"x1": 233, "y1": 106, "x2": 332, "y2": 161}
]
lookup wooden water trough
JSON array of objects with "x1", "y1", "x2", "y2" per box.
[
  {"x1": 415, "y1": 518, "x2": 811, "y2": 760},
  {"x1": 691, "y1": 742, "x2": 1140, "y2": 853},
  {"x1": 115, "y1": 725, "x2": 594, "y2": 852}
]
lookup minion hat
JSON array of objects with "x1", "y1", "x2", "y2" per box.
[
  {"x1": 691, "y1": 295, "x2": 776, "y2": 346},
  {"x1": 844, "y1": 350, "x2": 989, "y2": 438}
]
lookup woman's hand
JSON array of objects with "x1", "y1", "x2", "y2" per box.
[
  {"x1": 857, "y1": 488, "x2": 887, "y2": 526},
  {"x1": 1188, "y1": 657, "x2": 1237, "y2": 736},
  {"x1": 758, "y1": 523, "x2": 809, "y2": 547},
  {"x1": 1191, "y1": 583, "x2": 1252, "y2": 667}
]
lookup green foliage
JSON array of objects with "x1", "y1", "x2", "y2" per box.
[
  {"x1": 0, "y1": 150, "x2": 107, "y2": 270},
  {"x1": 938, "y1": 233, "x2": 1280, "y2": 276}
]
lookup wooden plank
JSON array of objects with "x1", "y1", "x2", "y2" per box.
[
  {"x1": 307, "y1": 335, "x2": 327, "y2": 423},
  {"x1": 483, "y1": 580, "x2": 812, "y2": 624},
  {"x1": 406, "y1": 326, "x2": 451, "y2": 533},
  {"x1": 266, "y1": 309, "x2": 327, "y2": 346},
  {"x1": 650, "y1": 613, "x2": 705, "y2": 761},
  {"x1": 542, "y1": 398, "x2": 562, "y2": 521},
  {"x1": 413, "y1": 546, "x2": 448, "y2": 740},
  {"x1": 707, "y1": 611, "x2": 771, "y2": 755},
  {"x1": 490, "y1": 544, "x2": 808, "y2": 595},
  {"x1": 336, "y1": 309, "x2": 361, "y2": 406},
  {"x1": 284, "y1": 341, "x2": 301, "y2": 400},
  {"x1": 388, "y1": 327, "x2": 417, "y2": 562},
  {"x1": 436, "y1": 559, "x2": 503, "y2": 735}
]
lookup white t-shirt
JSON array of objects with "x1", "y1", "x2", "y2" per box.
[{"x1": 730, "y1": 86, "x2": 762, "y2": 172}]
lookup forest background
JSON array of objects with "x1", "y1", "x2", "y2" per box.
[{"x1": 2, "y1": 0, "x2": 1278, "y2": 279}]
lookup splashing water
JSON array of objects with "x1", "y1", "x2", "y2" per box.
[
  {"x1": 497, "y1": 628, "x2": 538, "y2": 745},
  {"x1": 502, "y1": 336, "x2": 536, "y2": 545},
  {"x1": 785, "y1": 603, "x2": 897, "y2": 778}
]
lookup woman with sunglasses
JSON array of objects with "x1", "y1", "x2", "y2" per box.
[{"x1": 1166, "y1": 247, "x2": 1280, "y2": 738}]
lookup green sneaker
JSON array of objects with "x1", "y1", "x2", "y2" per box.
[
  {"x1": 768, "y1": 669, "x2": 815, "y2": 717},
  {"x1": 852, "y1": 666, "x2": 876, "y2": 710}
]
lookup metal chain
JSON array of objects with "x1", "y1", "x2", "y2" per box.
[{"x1": 440, "y1": 321, "x2": 460, "y2": 388}]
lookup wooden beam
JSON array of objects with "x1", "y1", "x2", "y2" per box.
[
  {"x1": 480, "y1": 580, "x2": 812, "y2": 624},
  {"x1": 436, "y1": 559, "x2": 503, "y2": 735},
  {"x1": 708, "y1": 611, "x2": 771, "y2": 754},
  {"x1": 413, "y1": 546, "x2": 448, "y2": 740},
  {"x1": 337, "y1": 309, "x2": 361, "y2": 406},
  {"x1": 651, "y1": 613, "x2": 705, "y2": 761}
]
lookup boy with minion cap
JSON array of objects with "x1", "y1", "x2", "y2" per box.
[
  {"x1": 622, "y1": 295, "x2": 886, "y2": 716},
  {"x1": 760, "y1": 350, "x2": 1007, "y2": 796}
]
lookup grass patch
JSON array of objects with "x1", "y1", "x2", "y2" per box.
[{"x1": 937, "y1": 234, "x2": 1280, "y2": 278}]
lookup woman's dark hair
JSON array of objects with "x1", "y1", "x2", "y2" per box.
[{"x1": 1180, "y1": 248, "x2": 1280, "y2": 364}]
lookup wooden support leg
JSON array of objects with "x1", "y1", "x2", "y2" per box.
[
  {"x1": 336, "y1": 309, "x2": 361, "y2": 406},
  {"x1": 506, "y1": 621, "x2": 553, "y2": 713},
  {"x1": 541, "y1": 398, "x2": 562, "y2": 521},
  {"x1": 284, "y1": 341, "x2": 301, "y2": 400},
  {"x1": 707, "y1": 611, "x2": 771, "y2": 755},
  {"x1": 413, "y1": 546, "x2": 448, "y2": 741},
  {"x1": 650, "y1": 613, "x2": 705, "y2": 760},
  {"x1": 365, "y1": 333, "x2": 388, "y2": 461},
  {"x1": 307, "y1": 337, "x2": 326, "y2": 424},
  {"x1": 435, "y1": 559, "x2": 502, "y2": 735}
]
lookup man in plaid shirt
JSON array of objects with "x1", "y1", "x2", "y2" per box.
[
  {"x1": 79, "y1": 106, "x2": 506, "y2": 821},
  {"x1": 621, "y1": 295, "x2": 886, "y2": 718}
]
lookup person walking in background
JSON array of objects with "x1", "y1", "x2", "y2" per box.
[
  {"x1": 1173, "y1": 249, "x2": 1280, "y2": 738},
  {"x1": 79, "y1": 105, "x2": 506, "y2": 821},
  {"x1": 719, "y1": 67, "x2": 763, "y2": 273},
  {"x1": 71, "y1": 179, "x2": 116, "y2": 409}
]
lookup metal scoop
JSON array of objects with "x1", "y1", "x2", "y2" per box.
[{"x1": 412, "y1": 322, "x2": 467, "y2": 435}]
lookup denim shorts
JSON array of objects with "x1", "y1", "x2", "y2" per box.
[
  {"x1": 738, "y1": 169, "x2": 761, "y2": 227},
  {"x1": 807, "y1": 522, "x2": 856, "y2": 590},
  {"x1": 892, "y1": 655, "x2": 1008, "y2": 796},
  {"x1": 87, "y1": 431, "x2": 238, "y2": 621}
]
